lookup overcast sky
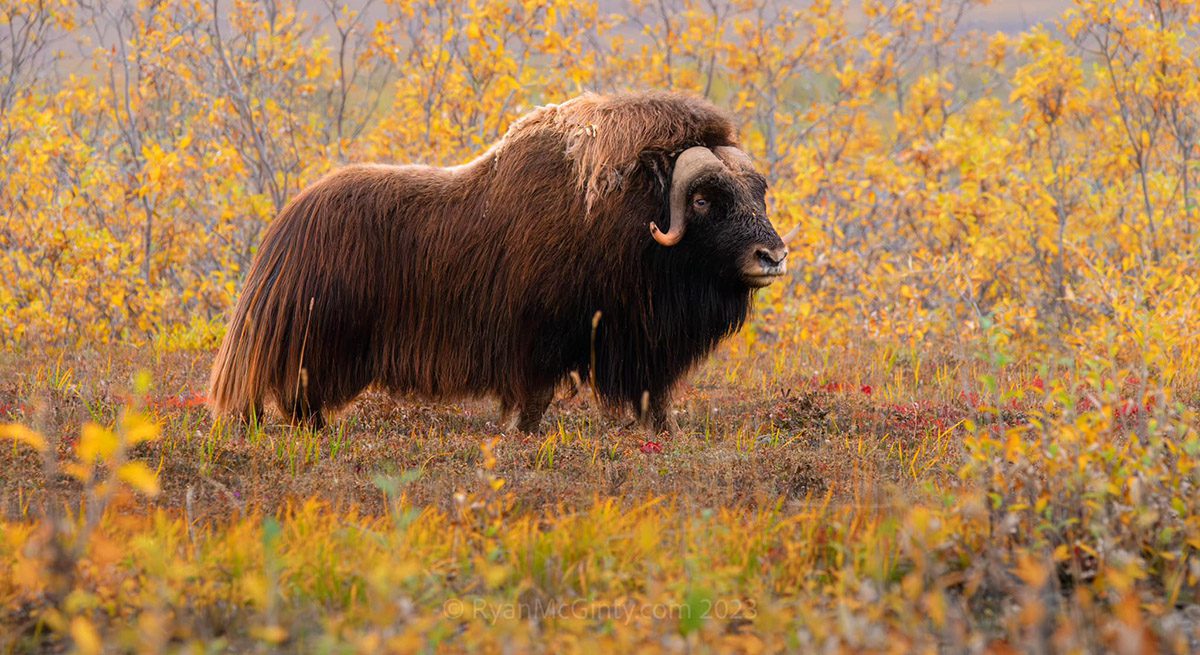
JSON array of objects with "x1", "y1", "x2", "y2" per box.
[{"x1": 961, "y1": 0, "x2": 1071, "y2": 32}]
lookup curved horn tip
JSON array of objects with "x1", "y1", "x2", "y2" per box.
[
  {"x1": 650, "y1": 221, "x2": 683, "y2": 246},
  {"x1": 781, "y1": 223, "x2": 802, "y2": 244}
]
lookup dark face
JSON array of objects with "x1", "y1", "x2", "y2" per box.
[{"x1": 684, "y1": 170, "x2": 788, "y2": 288}]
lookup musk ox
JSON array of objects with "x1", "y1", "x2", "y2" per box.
[{"x1": 208, "y1": 91, "x2": 794, "y2": 433}]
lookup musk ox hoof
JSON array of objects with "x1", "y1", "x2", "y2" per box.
[
  {"x1": 503, "y1": 415, "x2": 546, "y2": 434},
  {"x1": 289, "y1": 410, "x2": 326, "y2": 431},
  {"x1": 626, "y1": 410, "x2": 680, "y2": 439},
  {"x1": 660, "y1": 417, "x2": 681, "y2": 439},
  {"x1": 501, "y1": 389, "x2": 554, "y2": 434},
  {"x1": 649, "y1": 416, "x2": 680, "y2": 440}
]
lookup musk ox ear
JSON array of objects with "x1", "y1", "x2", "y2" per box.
[{"x1": 650, "y1": 146, "x2": 726, "y2": 247}]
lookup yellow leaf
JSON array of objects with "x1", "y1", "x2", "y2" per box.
[
  {"x1": 78, "y1": 423, "x2": 118, "y2": 462},
  {"x1": 925, "y1": 590, "x2": 947, "y2": 627},
  {"x1": 70, "y1": 616, "x2": 101, "y2": 655},
  {"x1": 1015, "y1": 552, "x2": 1049, "y2": 587},
  {"x1": 1053, "y1": 544, "x2": 1070, "y2": 562},
  {"x1": 252, "y1": 624, "x2": 288, "y2": 644},
  {"x1": 117, "y1": 461, "x2": 160, "y2": 496},
  {"x1": 122, "y1": 413, "x2": 160, "y2": 445},
  {"x1": 13, "y1": 558, "x2": 45, "y2": 593},
  {"x1": 482, "y1": 563, "x2": 509, "y2": 588},
  {"x1": 63, "y1": 462, "x2": 92, "y2": 483},
  {"x1": 133, "y1": 371, "x2": 152, "y2": 394},
  {"x1": 1, "y1": 423, "x2": 47, "y2": 452}
]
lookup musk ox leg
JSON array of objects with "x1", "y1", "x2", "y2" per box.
[
  {"x1": 503, "y1": 387, "x2": 554, "y2": 433},
  {"x1": 281, "y1": 354, "x2": 376, "y2": 431},
  {"x1": 640, "y1": 391, "x2": 680, "y2": 437},
  {"x1": 284, "y1": 401, "x2": 326, "y2": 431},
  {"x1": 280, "y1": 379, "x2": 329, "y2": 430},
  {"x1": 243, "y1": 402, "x2": 265, "y2": 427},
  {"x1": 499, "y1": 398, "x2": 514, "y2": 427}
]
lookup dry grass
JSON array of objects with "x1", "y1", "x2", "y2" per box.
[{"x1": 1, "y1": 343, "x2": 929, "y2": 523}]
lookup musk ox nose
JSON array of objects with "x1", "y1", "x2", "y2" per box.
[
  {"x1": 755, "y1": 246, "x2": 787, "y2": 268},
  {"x1": 742, "y1": 244, "x2": 787, "y2": 288}
]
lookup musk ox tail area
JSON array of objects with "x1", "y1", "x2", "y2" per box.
[
  {"x1": 208, "y1": 169, "x2": 386, "y2": 427},
  {"x1": 206, "y1": 218, "x2": 318, "y2": 425},
  {"x1": 207, "y1": 294, "x2": 266, "y2": 422}
]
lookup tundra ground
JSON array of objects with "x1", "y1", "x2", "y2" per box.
[{"x1": 2, "y1": 331, "x2": 1198, "y2": 653}]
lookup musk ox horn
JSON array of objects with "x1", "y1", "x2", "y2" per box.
[
  {"x1": 712, "y1": 146, "x2": 754, "y2": 171},
  {"x1": 650, "y1": 146, "x2": 726, "y2": 247},
  {"x1": 781, "y1": 222, "x2": 802, "y2": 244}
]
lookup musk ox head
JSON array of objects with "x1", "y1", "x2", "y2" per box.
[{"x1": 651, "y1": 146, "x2": 789, "y2": 288}]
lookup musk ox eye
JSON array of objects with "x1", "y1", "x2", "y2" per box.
[{"x1": 692, "y1": 197, "x2": 708, "y2": 211}]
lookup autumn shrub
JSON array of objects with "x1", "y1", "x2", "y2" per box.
[{"x1": 0, "y1": 0, "x2": 1197, "y2": 382}]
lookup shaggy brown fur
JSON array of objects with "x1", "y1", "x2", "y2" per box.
[{"x1": 209, "y1": 91, "x2": 786, "y2": 432}]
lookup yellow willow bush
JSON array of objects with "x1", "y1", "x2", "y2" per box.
[{"x1": 2, "y1": 0, "x2": 1200, "y2": 383}]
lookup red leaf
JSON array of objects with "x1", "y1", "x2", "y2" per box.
[{"x1": 639, "y1": 440, "x2": 663, "y2": 454}]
